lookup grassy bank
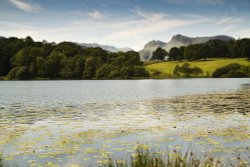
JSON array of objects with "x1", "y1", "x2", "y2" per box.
[{"x1": 145, "y1": 58, "x2": 250, "y2": 78}]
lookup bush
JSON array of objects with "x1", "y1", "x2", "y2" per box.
[
  {"x1": 173, "y1": 63, "x2": 203, "y2": 77},
  {"x1": 212, "y1": 63, "x2": 250, "y2": 78}
]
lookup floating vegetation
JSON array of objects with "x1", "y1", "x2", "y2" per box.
[
  {"x1": 0, "y1": 88, "x2": 250, "y2": 166},
  {"x1": 1, "y1": 146, "x2": 250, "y2": 167},
  {"x1": 150, "y1": 89, "x2": 250, "y2": 114}
]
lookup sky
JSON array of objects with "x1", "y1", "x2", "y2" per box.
[{"x1": 0, "y1": 0, "x2": 250, "y2": 50}]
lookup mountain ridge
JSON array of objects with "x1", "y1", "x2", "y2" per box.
[{"x1": 139, "y1": 34, "x2": 234, "y2": 61}]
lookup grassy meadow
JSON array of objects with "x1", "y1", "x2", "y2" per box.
[{"x1": 145, "y1": 58, "x2": 250, "y2": 78}]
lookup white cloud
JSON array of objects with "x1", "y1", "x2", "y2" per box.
[
  {"x1": 0, "y1": 8, "x2": 211, "y2": 50},
  {"x1": 217, "y1": 15, "x2": 247, "y2": 31},
  {"x1": 101, "y1": 8, "x2": 210, "y2": 47},
  {"x1": 237, "y1": 29, "x2": 250, "y2": 38},
  {"x1": 9, "y1": 0, "x2": 42, "y2": 12},
  {"x1": 133, "y1": 6, "x2": 169, "y2": 20},
  {"x1": 217, "y1": 16, "x2": 245, "y2": 25},
  {"x1": 88, "y1": 10, "x2": 103, "y2": 20},
  {"x1": 0, "y1": 21, "x2": 39, "y2": 39}
]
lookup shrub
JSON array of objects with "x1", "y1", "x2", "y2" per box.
[
  {"x1": 173, "y1": 63, "x2": 203, "y2": 77},
  {"x1": 212, "y1": 63, "x2": 250, "y2": 78}
]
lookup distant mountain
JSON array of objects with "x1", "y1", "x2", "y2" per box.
[
  {"x1": 139, "y1": 34, "x2": 234, "y2": 61},
  {"x1": 139, "y1": 40, "x2": 166, "y2": 61},
  {"x1": 78, "y1": 43, "x2": 133, "y2": 53}
]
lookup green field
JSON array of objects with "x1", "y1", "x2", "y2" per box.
[{"x1": 145, "y1": 58, "x2": 250, "y2": 78}]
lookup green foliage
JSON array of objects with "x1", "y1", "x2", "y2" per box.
[
  {"x1": 0, "y1": 36, "x2": 148, "y2": 80},
  {"x1": 239, "y1": 39, "x2": 250, "y2": 59},
  {"x1": 96, "y1": 64, "x2": 114, "y2": 79},
  {"x1": 212, "y1": 63, "x2": 250, "y2": 78},
  {"x1": 146, "y1": 58, "x2": 250, "y2": 78},
  {"x1": 101, "y1": 146, "x2": 250, "y2": 167},
  {"x1": 7, "y1": 66, "x2": 31, "y2": 80},
  {"x1": 82, "y1": 57, "x2": 97, "y2": 79},
  {"x1": 169, "y1": 47, "x2": 184, "y2": 61},
  {"x1": 0, "y1": 37, "x2": 26, "y2": 75},
  {"x1": 11, "y1": 47, "x2": 35, "y2": 67},
  {"x1": 60, "y1": 56, "x2": 85, "y2": 79},
  {"x1": 24, "y1": 36, "x2": 34, "y2": 46},
  {"x1": 151, "y1": 47, "x2": 167, "y2": 61},
  {"x1": 173, "y1": 63, "x2": 203, "y2": 77},
  {"x1": 171, "y1": 38, "x2": 250, "y2": 61},
  {"x1": 132, "y1": 66, "x2": 150, "y2": 78}
]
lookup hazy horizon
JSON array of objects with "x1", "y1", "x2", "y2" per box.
[{"x1": 1, "y1": 0, "x2": 250, "y2": 50}]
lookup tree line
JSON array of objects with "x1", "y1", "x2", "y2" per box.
[
  {"x1": 151, "y1": 38, "x2": 250, "y2": 61},
  {"x1": 0, "y1": 36, "x2": 149, "y2": 80}
]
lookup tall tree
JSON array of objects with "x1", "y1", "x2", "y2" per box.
[
  {"x1": 151, "y1": 47, "x2": 167, "y2": 61},
  {"x1": 169, "y1": 47, "x2": 184, "y2": 61}
]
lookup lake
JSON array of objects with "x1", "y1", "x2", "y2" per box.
[{"x1": 0, "y1": 79, "x2": 250, "y2": 167}]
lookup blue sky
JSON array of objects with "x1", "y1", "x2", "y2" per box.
[{"x1": 0, "y1": 0, "x2": 250, "y2": 50}]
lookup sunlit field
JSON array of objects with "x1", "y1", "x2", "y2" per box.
[{"x1": 145, "y1": 58, "x2": 250, "y2": 77}]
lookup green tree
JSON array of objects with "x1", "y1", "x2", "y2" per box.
[
  {"x1": 35, "y1": 56, "x2": 45, "y2": 77},
  {"x1": 212, "y1": 63, "x2": 250, "y2": 78},
  {"x1": 42, "y1": 52, "x2": 66, "y2": 78},
  {"x1": 96, "y1": 64, "x2": 114, "y2": 79},
  {"x1": 169, "y1": 47, "x2": 184, "y2": 61},
  {"x1": 8, "y1": 66, "x2": 31, "y2": 79},
  {"x1": 151, "y1": 47, "x2": 167, "y2": 61},
  {"x1": 11, "y1": 47, "x2": 34, "y2": 67},
  {"x1": 53, "y1": 42, "x2": 80, "y2": 57},
  {"x1": 108, "y1": 69, "x2": 121, "y2": 79},
  {"x1": 132, "y1": 66, "x2": 149, "y2": 78},
  {"x1": 173, "y1": 63, "x2": 203, "y2": 77},
  {"x1": 24, "y1": 36, "x2": 34, "y2": 46},
  {"x1": 0, "y1": 37, "x2": 25, "y2": 75},
  {"x1": 239, "y1": 39, "x2": 250, "y2": 59},
  {"x1": 82, "y1": 57, "x2": 97, "y2": 79},
  {"x1": 0, "y1": 36, "x2": 149, "y2": 80},
  {"x1": 124, "y1": 51, "x2": 142, "y2": 66}
]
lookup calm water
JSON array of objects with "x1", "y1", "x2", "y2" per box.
[
  {"x1": 0, "y1": 78, "x2": 249, "y2": 106},
  {"x1": 0, "y1": 79, "x2": 250, "y2": 166}
]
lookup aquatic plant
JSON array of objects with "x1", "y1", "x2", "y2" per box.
[
  {"x1": 0, "y1": 157, "x2": 9, "y2": 167},
  {"x1": 99, "y1": 146, "x2": 250, "y2": 167},
  {"x1": 1, "y1": 147, "x2": 250, "y2": 167}
]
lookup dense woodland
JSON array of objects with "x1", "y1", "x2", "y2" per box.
[
  {"x1": 0, "y1": 36, "x2": 149, "y2": 79},
  {"x1": 0, "y1": 36, "x2": 250, "y2": 80},
  {"x1": 151, "y1": 38, "x2": 250, "y2": 61}
]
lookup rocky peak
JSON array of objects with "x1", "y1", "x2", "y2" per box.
[
  {"x1": 139, "y1": 34, "x2": 235, "y2": 61},
  {"x1": 144, "y1": 40, "x2": 166, "y2": 49},
  {"x1": 171, "y1": 34, "x2": 192, "y2": 43}
]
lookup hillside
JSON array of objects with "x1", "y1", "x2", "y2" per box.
[
  {"x1": 139, "y1": 34, "x2": 234, "y2": 61},
  {"x1": 145, "y1": 58, "x2": 250, "y2": 78}
]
